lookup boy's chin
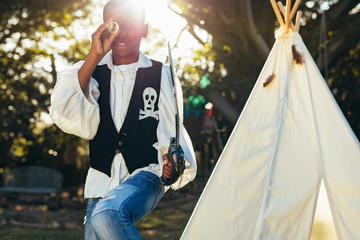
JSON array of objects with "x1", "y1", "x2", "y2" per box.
[
  {"x1": 111, "y1": 46, "x2": 130, "y2": 56},
  {"x1": 111, "y1": 49, "x2": 140, "y2": 64}
]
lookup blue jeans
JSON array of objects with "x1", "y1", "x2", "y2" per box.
[{"x1": 84, "y1": 171, "x2": 165, "y2": 240}]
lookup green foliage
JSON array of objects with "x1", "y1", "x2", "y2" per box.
[
  {"x1": 172, "y1": 0, "x2": 360, "y2": 138},
  {"x1": 0, "y1": 0, "x2": 92, "y2": 169},
  {"x1": 200, "y1": 73, "x2": 210, "y2": 88},
  {"x1": 187, "y1": 93, "x2": 206, "y2": 111},
  {"x1": 328, "y1": 43, "x2": 360, "y2": 137}
]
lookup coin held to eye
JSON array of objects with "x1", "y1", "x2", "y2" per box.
[{"x1": 107, "y1": 22, "x2": 119, "y2": 33}]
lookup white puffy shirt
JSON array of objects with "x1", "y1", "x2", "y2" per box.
[{"x1": 50, "y1": 52, "x2": 196, "y2": 198}]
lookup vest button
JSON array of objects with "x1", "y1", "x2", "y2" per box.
[
  {"x1": 115, "y1": 149, "x2": 120, "y2": 154},
  {"x1": 118, "y1": 141, "x2": 123, "y2": 146}
]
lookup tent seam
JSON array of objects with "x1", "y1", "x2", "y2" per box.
[
  {"x1": 252, "y1": 38, "x2": 290, "y2": 240},
  {"x1": 302, "y1": 40, "x2": 343, "y2": 240}
]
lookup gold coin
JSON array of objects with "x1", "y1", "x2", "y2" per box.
[{"x1": 107, "y1": 22, "x2": 119, "y2": 33}]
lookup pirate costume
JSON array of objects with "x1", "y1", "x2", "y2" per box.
[{"x1": 50, "y1": 52, "x2": 196, "y2": 239}]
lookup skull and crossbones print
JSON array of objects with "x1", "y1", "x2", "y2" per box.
[{"x1": 139, "y1": 87, "x2": 159, "y2": 121}]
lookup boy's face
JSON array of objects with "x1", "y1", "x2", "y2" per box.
[{"x1": 103, "y1": 4, "x2": 147, "y2": 64}]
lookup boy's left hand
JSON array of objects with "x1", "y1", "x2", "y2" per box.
[{"x1": 162, "y1": 153, "x2": 172, "y2": 179}]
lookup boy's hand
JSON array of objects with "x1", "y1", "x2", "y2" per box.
[
  {"x1": 162, "y1": 153, "x2": 172, "y2": 179},
  {"x1": 78, "y1": 19, "x2": 120, "y2": 93},
  {"x1": 90, "y1": 19, "x2": 119, "y2": 58},
  {"x1": 160, "y1": 142, "x2": 185, "y2": 186}
]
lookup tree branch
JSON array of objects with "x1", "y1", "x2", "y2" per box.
[
  {"x1": 214, "y1": 7, "x2": 232, "y2": 25},
  {"x1": 327, "y1": 0, "x2": 354, "y2": 20},
  {"x1": 243, "y1": 0, "x2": 270, "y2": 60},
  {"x1": 172, "y1": 24, "x2": 190, "y2": 50},
  {"x1": 188, "y1": 25, "x2": 206, "y2": 45}
]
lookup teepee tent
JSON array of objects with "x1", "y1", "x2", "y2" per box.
[{"x1": 181, "y1": 1, "x2": 360, "y2": 239}]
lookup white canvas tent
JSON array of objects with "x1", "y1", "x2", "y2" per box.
[{"x1": 181, "y1": 1, "x2": 360, "y2": 239}]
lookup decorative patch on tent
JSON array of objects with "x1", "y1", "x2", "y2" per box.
[
  {"x1": 292, "y1": 45, "x2": 304, "y2": 65},
  {"x1": 263, "y1": 73, "x2": 276, "y2": 87}
]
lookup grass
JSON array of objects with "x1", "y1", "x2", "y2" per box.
[
  {"x1": 0, "y1": 181, "x2": 202, "y2": 240},
  {"x1": 0, "y1": 178, "x2": 337, "y2": 240},
  {"x1": 0, "y1": 226, "x2": 84, "y2": 240}
]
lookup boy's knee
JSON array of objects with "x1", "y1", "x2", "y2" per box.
[
  {"x1": 90, "y1": 210, "x2": 113, "y2": 231},
  {"x1": 90, "y1": 208, "x2": 133, "y2": 231}
]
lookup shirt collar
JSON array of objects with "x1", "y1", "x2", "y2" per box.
[{"x1": 98, "y1": 51, "x2": 153, "y2": 72}]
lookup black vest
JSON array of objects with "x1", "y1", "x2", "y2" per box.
[{"x1": 89, "y1": 60, "x2": 162, "y2": 177}]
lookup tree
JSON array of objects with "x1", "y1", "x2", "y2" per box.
[
  {"x1": 0, "y1": 0, "x2": 92, "y2": 169},
  {"x1": 170, "y1": 0, "x2": 360, "y2": 137},
  {"x1": 0, "y1": 0, "x2": 172, "y2": 173}
]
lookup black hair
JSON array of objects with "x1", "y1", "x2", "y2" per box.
[{"x1": 103, "y1": 0, "x2": 145, "y2": 23}]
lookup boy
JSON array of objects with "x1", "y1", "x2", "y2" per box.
[{"x1": 50, "y1": 0, "x2": 197, "y2": 239}]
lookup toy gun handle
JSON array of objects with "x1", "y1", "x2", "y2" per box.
[{"x1": 160, "y1": 137, "x2": 185, "y2": 186}]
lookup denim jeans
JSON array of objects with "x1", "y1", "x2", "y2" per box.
[{"x1": 84, "y1": 171, "x2": 165, "y2": 240}]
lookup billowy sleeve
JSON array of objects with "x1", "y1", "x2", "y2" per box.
[
  {"x1": 154, "y1": 64, "x2": 197, "y2": 190},
  {"x1": 50, "y1": 61, "x2": 100, "y2": 140}
]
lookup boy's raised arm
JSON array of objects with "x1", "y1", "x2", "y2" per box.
[{"x1": 78, "y1": 19, "x2": 119, "y2": 93}]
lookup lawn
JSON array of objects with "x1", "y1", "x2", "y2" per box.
[
  {"x1": 0, "y1": 178, "x2": 337, "y2": 240},
  {"x1": 0, "y1": 180, "x2": 203, "y2": 240}
]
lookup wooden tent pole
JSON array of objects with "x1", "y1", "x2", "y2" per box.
[
  {"x1": 285, "y1": 0, "x2": 291, "y2": 34},
  {"x1": 295, "y1": 11, "x2": 302, "y2": 32},
  {"x1": 290, "y1": 0, "x2": 302, "y2": 22},
  {"x1": 270, "y1": 0, "x2": 285, "y2": 26},
  {"x1": 277, "y1": 1, "x2": 296, "y2": 32}
]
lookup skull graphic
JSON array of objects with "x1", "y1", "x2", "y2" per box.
[{"x1": 139, "y1": 87, "x2": 159, "y2": 120}]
